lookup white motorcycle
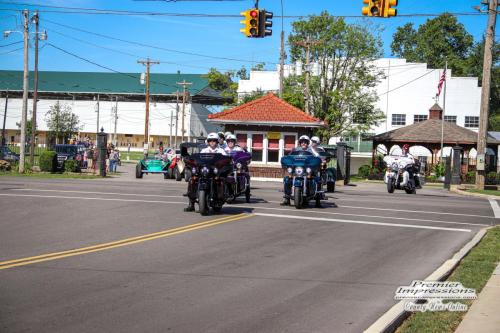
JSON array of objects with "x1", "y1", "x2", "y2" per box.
[{"x1": 383, "y1": 155, "x2": 424, "y2": 194}]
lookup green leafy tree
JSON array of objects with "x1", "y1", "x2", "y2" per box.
[
  {"x1": 390, "y1": 14, "x2": 474, "y2": 76},
  {"x1": 238, "y1": 89, "x2": 265, "y2": 105},
  {"x1": 287, "y1": 11, "x2": 385, "y2": 137},
  {"x1": 45, "y1": 101, "x2": 80, "y2": 144},
  {"x1": 206, "y1": 68, "x2": 239, "y2": 105}
]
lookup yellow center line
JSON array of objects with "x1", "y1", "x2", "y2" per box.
[{"x1": 0, "y1": 213, "x2": 253, "y2": 270}]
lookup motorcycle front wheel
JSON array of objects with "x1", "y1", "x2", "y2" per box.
[
  {"x1": 387, "y1": 179, "x2": 395, "y2": 193},
  {"x1": 198, "y1": 189, "x2": 209, "y2": 215},
  {"x1": 294, "y1": 187, "x2": 303, "y2": 209}
]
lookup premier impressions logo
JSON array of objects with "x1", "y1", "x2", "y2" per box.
[{"x1": 394, "y1": 280, "x2": 477, "y2": 312}]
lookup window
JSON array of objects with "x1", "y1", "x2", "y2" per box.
[
  {"x1": 413, "y1": 115, "x2": 428, "y2": 123},
  {"x1": 392, "y1": 114, "x2": 406, "y2": 126},
  {"x1": 236, "y1": 134, "x2": 247, "y2": 149},
  {"x1": 465, "y1": 116, "x2": 479, "y2": 128},
  {"x1": 251, "y1": 134, "x2": 263, "y2": 162},
  {"x1": 284, "y1": 135, "x2": 295, "y2": 156},
  {"x1": 444, "y1": 115, "x2": 457, "y2": 124},
  {"x1": 267, "y1": 138, "x2": 280, "y2": 162}
]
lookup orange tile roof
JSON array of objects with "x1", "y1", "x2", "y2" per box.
[{"x1": 208, "y1": 93, "x2": 323, "y2": 125}]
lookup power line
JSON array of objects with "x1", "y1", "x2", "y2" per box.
[
  {"x1": 0, "y1": 46, "x2": 23, "y2": 55},
  {"x1": 378, "y1": 69, "x2": 437, "y2": 96},
  {"x1": 43, "y1": 18, "x2": 278, "y2": 65},
  {"x1": 0, "y1": 41, "x2": 23, "y2": 48}
]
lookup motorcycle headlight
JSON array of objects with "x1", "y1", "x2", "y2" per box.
[
  {"x1": 236, "y1": 162, "x2": 242, "y2": 169},
  {"x1": 286, "y1": 167, "x2": 293, "y2": 174},
  {"x1": 201, "y1": 166, "x2": 209, "y2": 175},
  {"x1": 191, "y1": 167, "x2": 197, "y2": 174},
  {"x1": 213, "y1": 167, "x2": 219, "y2": 175},
  {"x1": 295, "y1": 167, "x2": 304, "y2": 175},
  {"x1": 306, "y1": 167, "x2": 312, "y2": 174}
]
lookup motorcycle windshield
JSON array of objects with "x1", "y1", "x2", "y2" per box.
[
  {"x1": 281, "y1": 154, "x2": 322, "y2": 170},
  {"x1": 186, "y1": 153, "x2": 232, "y2": 169},
  {"x1": 231, "y1": 151, "x2": 252, "y2": 164}
]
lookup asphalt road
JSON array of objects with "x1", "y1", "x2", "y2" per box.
[{"x1": 0, "y1": 168, "x2": 498, "y2": 333}]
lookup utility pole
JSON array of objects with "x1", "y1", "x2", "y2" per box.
[
  {"x1": 95, "y1": 94, "x2": 100, "y2": 141},
  {"x1": 138, "y1": 58, "x2": 160, "y2": 152},
  {"x1": 292, "y1": 37, "x2": 321, "y2": 115},
  {"x1": 30, "y1": 11, "x2": 39, "y2": 165},
  {"x1": 279, "y1": 0, "x2": 285, "y2": 99},
  {"x1": 19, "y1": 9, "x2": 29, "y2": 173},
  {"x1": 113, "y1": 96, "x2": 118, "y2": 146},
  {"x1": 1, "y1": 91, "x2": 8, "y2": 146},
  {"x1": 169, "y1": 108, "x2": 173, "y2": 147},
  {"x1": 476, "y1": 0, "x2": 498, "y2": 189},
  {"x1": 176, "y1": 80, "x2": 192, "y2": 143},
  {"x1": 174, "y1": 91, "x2": 179, "y2": 147}
]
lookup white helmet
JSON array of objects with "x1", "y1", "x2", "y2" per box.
[
  {"x1": 311, "y1": 136, "x2": 320, "y2": 144},
  {"x1": 298, "y1": 135, "x2": 310, "y2": 144},
  {"x1": 226, "y1": 134, "x2": 237, "y2": 141},
  {"x1": 224, "y1": 132, "x2": 232, "y2": 139},
  {"x1": 207, "y1": 132, "x2": 219, "y2": 141}
]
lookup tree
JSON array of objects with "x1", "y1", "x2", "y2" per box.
[
  {"x1": 205, "y1": 68, "x2": 239, "y2": 105},
  {"x1": 391, "y1": 14, "x2": 474, "y2": 76},
  {"x1": 45, "y1": 101, "x2": 80, "y2": 144},
  {"x1": 238, "y1": 89, "x2": 265, "y2": 105},
  {"x1": 287, "y1": 11, "x2": 385, "y2": 137}
]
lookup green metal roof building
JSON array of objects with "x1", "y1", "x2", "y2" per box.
[{"x1": 0, "y1": 70, "x2": 226, "y2": 105}]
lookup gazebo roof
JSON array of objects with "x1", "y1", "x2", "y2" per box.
[
  {"x1": 372, "y1": 119, "x2": 500, "y2": 145},
  {"x1": 208, "y1": 93, "x2": 325, "y2": 128}
]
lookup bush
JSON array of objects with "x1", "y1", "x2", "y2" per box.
[
  {"x1": 0, "y1": 160, "x2": 11, "y2": 171},
  {"x1": 426, "y1": 175, "x2": 437, "y2": 183},
  {"x1": 64, "y1": 160, "x2": 80, "y2": 173},
  {"x1": 463, "y1": 171, "x2": 476, "y2": 184},
  {"x1": 433, "y1": 162, "x2": 445, "y2": 177},
  {"x1": 486, "y1": 171, "x2": 498, "y2": 185},
  {"x1": 357, "y1": 164, "x2": 371, "y2": 178},
  {"x1": 39, "y1": 151, "x2": 58, "y2": 172}
]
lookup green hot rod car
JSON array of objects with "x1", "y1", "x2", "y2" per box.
[{"x1": 135, "y1": 153, "x2": 172, "y2": 179}]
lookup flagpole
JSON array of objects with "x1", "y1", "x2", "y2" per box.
[{"x1": 440, "y1": 61, "x2": 447, "y2": 161}]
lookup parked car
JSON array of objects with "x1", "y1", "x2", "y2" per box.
[
  {"x1": 55, "y1": 144, "x2": 86, "y2": 170},
  {"x1": 0, "y1": 146, "x2": 20, "y2": 163}
]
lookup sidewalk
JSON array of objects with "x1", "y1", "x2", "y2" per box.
[{"x1": 455, "y1": 263, "x2": 500, "y2": 333}]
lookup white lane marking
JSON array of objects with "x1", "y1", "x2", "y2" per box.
[
  {"x1": 10, "y1": 188, "x2": 179, "y2": 199},
  {"x1": 237, "y1": 205, "x2": 489, "y2": 227},
  {"x1": 488, "y1": 198, "x2": 500, "y2": 219},
  {"x1": 253, "y1": 213, "x2": 471, "y2": 233},
  {"x1": 0, "y1": 193, "x2": 185, "y2": 205},
  {"x1": 268, "y1": 201, "x2": 495, "y2": 219}
]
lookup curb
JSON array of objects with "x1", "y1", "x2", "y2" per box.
[
  {"x1": 450, "y1": 187, "x2": 500, "y2": 200},
  {"x1": 363, "y1": 227, "x2": 490, "y2": 333}
]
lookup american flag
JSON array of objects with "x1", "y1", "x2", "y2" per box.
[{"x1": 436, "y1": 68, "x2": 446, "y2": 97}]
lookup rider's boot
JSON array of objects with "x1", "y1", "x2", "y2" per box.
[
  {"x1": 184, "y1": 200, "x2": 195, "y2": 212},
  {"x1": 280, "y1": 197, "x2": 290, "y2": 206}
]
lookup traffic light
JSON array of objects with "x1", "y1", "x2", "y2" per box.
[
  {"x1": 240, "y1": 9, "x2": 259, "y2": 37},
  {"x1": 383, "y1": 0, "x2": 398, "y2": 17},
  {"x1": 258, "y1": 9, "x2": 273, "y2": 37},
  {"x1": 362, "y1": 0, "x2": 383, "y2": 17}
]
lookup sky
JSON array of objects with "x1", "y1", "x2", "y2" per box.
[{"x1": 0, "y1": 0, "x2": 496, "y2": 76}]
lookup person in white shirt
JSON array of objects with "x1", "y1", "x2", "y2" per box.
[
  {"x1": 201, "y1": 132, "x2": 227, "y2": 155},
  {"x1": 217, "y1": 132, "x2": 227, "y2": 150},
  {"x1": 224, "y1": 134, "x2": 243, "y2": 155},
  {"x1": 308, "y1": 136, "x2": 325, "y2": 157}
]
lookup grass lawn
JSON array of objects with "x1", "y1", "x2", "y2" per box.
[
  {"x1": 467, "y1": 189, "x2": 500, "y2": 196},
  {"x1": 396, "y1": 226, "x2": 500, "y2": 333},
  {"x1": 0, "y1": 171, "x2": 103, "y2": 179}
]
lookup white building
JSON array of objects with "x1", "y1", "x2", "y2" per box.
[
  {"x1": 238, "y1": 58, "x2": 482, "y2": 136},
  {"x1": 0, "y1": 70, "x2": 223, "y2": 149}
]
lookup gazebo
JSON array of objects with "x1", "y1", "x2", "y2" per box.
[{"x1": 372, "y1": 104, "x2": 500, "y2": 173}]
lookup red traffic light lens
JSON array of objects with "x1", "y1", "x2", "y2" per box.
[{"x1": 250, "y1": 10, "x2": 258, "y2": 18}]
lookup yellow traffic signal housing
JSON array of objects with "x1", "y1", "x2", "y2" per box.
[
  {"x1": 384, "y1": 0, "x2": 398, "y2": 17},
  {"x1": 240, "y1": 9, "x2": 259, "y2": 37},
  {"x1": 362, "y1": 0, "x2": 383, "y2": 17}
]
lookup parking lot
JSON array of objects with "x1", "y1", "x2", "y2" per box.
[{"x1": 0, "y1": 172, "x2": 497, "y2": 333}]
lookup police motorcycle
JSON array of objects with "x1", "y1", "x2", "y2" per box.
[
  {"x1": 226, "y1": 150, "x2": 252, "y2": 203},
  {"x1": 383, "y1": 155, "x2": 424, "y2": 194},
  {"x1": 281, "y1": 150, "x2": 325, "y2": 209}
]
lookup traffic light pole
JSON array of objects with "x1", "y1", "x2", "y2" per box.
[
  {"x1": 476, "y1": 0, "x2": 498, "y2": 189},
  {"x1": 279, "y1": 0, "x2": 285, "y2": 99},
  {"x1": 19, "y1": 10, "x2": 29, "y2": 173}
]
